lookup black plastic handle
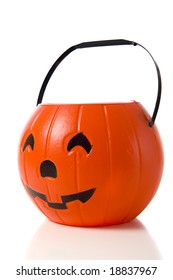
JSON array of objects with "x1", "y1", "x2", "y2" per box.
[{"x1": 37, "y1": 39, "x2": 161, "y2": 127}]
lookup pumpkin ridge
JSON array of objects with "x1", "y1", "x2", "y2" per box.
[
  {"x1": 44, "y1": 106, "x2": 60, "y2": 158},
  {"x1": 120, "y1": 104, "x2": 142, "y2": 222},
  {"x1": 44, "y1": 106, "x2": 66, "y2": 223},
  {"x1": 76, "y1": 104, "x2": 87, "y2": 225},
  {"x1": 30, "y1": 105, "x2": 45, "y2": 131},
  {"x1": 102, "y1": 104, "x2": 112, "y2": 224}
]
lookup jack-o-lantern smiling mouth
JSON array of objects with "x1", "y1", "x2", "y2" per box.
[{"x1": 26, "y1": 185, "x2": 96, "y2": 209}]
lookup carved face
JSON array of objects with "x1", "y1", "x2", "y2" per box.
[
  {"x1": 23, "y1": 132, "x2": 96, "y2": 210},
  {"x1": 18, "y1": 103, "x2": 163, "y2": 226}
]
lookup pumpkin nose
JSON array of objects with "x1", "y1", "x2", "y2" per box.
[{"x1": 40, "y1": 160, "x2": 57, "y2": 178}]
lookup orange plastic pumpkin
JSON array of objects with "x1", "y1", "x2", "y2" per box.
[{"x1": 18, "y1": 40, "x2": 164, "y2": 226}]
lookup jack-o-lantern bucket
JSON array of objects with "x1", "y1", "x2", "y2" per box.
[{"x1": 18, "y1": 39, "x2": 163, "y2": 226}]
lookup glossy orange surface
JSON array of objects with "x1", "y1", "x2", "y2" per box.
[{"x1": 18, "y1": 102, "x2": 163, "y2": 226}]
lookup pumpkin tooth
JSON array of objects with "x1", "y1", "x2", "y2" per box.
[{"x1": 62, "y1": 188, "x2": 96, "y2": 204}]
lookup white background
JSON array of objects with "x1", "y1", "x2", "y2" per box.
[{"x1": 0, "y1": 0, "x2": 173, "y2": 277}]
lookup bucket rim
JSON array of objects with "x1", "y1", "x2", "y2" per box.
[{"x1": 37, "y1": 100, "x2": 139, "y2": 107}]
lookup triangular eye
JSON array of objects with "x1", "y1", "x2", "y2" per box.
[{"x1": 23, "y1": 134, "x2": 34, "y2": 151}]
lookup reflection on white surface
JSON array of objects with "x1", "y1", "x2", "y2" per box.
[{"x1": 25, "y1": 218, "x2": 161, "y2": 260}]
